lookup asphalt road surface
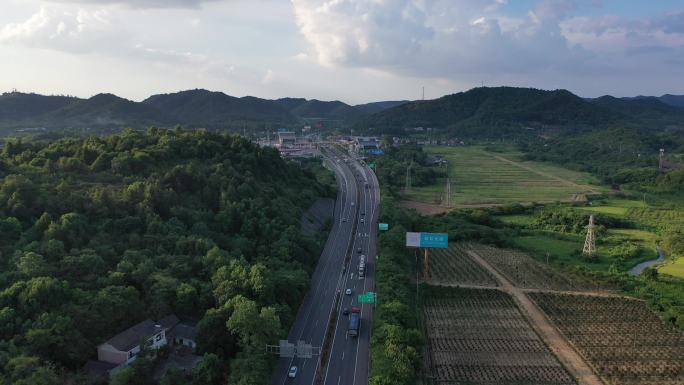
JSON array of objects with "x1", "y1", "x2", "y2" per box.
[{"x1": 271, "y1": 147, "x2": 379, "y2": 385}]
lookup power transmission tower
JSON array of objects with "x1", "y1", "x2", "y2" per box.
[
  {"x1": 404, "y1": 162, "x2": 412, "y2": 193},
  {"x1": 583, "y1": 215, "x2": 597, "y2": 256},
  {"x1": 659, "y1": 149, "x2": 665, "y2": 170}
]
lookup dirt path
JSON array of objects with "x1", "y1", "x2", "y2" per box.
[
  {"x1": 485, "y1": 151, "x2": 598, "y2": 194},
  {"x1": 466, "y1": 250, "x2": 605, "y2": 385}
]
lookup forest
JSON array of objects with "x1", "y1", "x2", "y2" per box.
[{"x1": 0, "y1": 128, "x2": 332, "y2": 385}]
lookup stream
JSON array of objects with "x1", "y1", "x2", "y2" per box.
[{"x1": 628, "y1": 246, "x2": 665, "y2": 276}]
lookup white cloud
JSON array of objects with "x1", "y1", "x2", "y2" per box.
[
  {"x1": 261, "y1": 69, "x2": 275, "y2": 84},
  {"x1": 291, "y1": 0, "x2": 584, "y2": 78},
  {"x1": 43, "y1": 0, "x2": 223, "y2": 9},
  {"x1": 0, "y1": 6, "x2": 117, "y2": 53},
  {"x1": 291, "y1": 0, "x2": 684, "y2": 85}
]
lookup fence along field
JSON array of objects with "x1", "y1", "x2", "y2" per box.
[
  {"x1": 422, "y1": 244, "x2": 499, "y2": 287},
  {"x1": 530, "y1": 292, "x2": 684, "y2": 385},
  {"x1": 423, "y1": 286, "x2": 577, "y2": 385}
]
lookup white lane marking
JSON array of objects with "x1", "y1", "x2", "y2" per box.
[
  {"x1": 282, "y1": 152, "x2": 353, "y2": 385},
  {"x1": 352, "y1": 167, "x2": 375, "y2": 385},
  {"x1": 342, "y1": 351, "x2": 345, "y2": 360},
  {"x1": 338, "y1": 376, "x2": 341, "y2": 385},
  {"x1": 321, "y1": 159, "x2": 363, "y2": 385}
]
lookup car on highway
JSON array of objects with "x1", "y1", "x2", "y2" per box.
[
  {"x1": 345, "y1": 288, "x2": 352, "y2": 295},
  {"x1": 342, "y1": 218, "x2": 347, "y2": 222},
  {"x1": 343, "y1": 308, "x2": 349, "y2": 315},
  {"x1": 288, "y1": 366, "x2": 298, "y2": 378},
  {"x1": 351, "y1": 306, "x2": 361, "y2": 313},
  {"x1": 360, "y1": 218, "x2": 365, "y2": 223},
  {"x1": 357, "y1": 247, "x2": 362, "y2": 253}
]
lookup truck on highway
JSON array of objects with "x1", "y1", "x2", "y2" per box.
[
  {"x1": 348, "y1": 312, "x2": 360, "y2": 337},
  {"x1": 359, "y1": 255, "x2": 366, "y2": 278}
]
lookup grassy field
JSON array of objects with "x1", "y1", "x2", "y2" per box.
[
  {"x1": 405, "y1": 146, "x2": 605, "y2": 206},
  {"x1": 660, "y1": 258, "x2": 684, "y2": 279}
]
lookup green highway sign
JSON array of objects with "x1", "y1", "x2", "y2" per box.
[
  {"x1": 358, "y1": 292, "x2": 376, "y2": 304},
  {"x1": 368, "y1": 163, "x2": 376, "y2": 170},
  {"x1": 379, "y1": 223, "x2": 389, "y2": 231}
]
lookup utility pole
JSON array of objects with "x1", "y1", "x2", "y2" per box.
[
  {"x1": 444, "y1": 160, "x2": 451, "y2": 207},
  {"x1": 404, "y1": 162, "x2": 412, "y2": 193},
  {"x1": 659, "y1": 148, "x2": 665, "y2": 170},
  {"x1": 583, "y1": 215, "x2": 597, "y2": 256},
  {"x1": 422, "y1": 86, "x2": 425, "y2": 101}
]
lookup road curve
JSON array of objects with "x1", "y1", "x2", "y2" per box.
[{"x1": 271, "y1": 147, "x2": 378, "y2": 385}]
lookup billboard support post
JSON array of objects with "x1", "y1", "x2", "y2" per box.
[
  {"x1": 405, "y1": 232, "x2": 448, "y2": 276},
  {"x1": 424, "y1": 248, "x2": 430, "y2": 277}
]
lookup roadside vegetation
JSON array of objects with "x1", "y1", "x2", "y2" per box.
[{"x1": 0, "y1": 129, "x2": 334, "y2": 385}]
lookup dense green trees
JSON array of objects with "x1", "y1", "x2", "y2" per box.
[{"x1": 0, "y1": 129, "x2": 331, "y2": 383}]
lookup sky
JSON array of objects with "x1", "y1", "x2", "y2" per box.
[{"x1": 0, "y1": 0, "x2": 683, "y2": 104}]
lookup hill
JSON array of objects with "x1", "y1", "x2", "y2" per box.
[
  {"x1": 0, "y1": 92, "x2": 78, "y2": 125},
  {"x1": 358, "y1": 87, "x2": 684, "y2": 137},
  {"x1": 590, "y1": 95, "x2": 684, "y2": 129},
  {"x1": 623, "y1": 94, "x2": 684, "y2": 108},
  {"x1": 355, "y1": 100, "x2": 408, "y2": 114},
  {"x1": 274, "y1": 98, "x2": 365, "y2": 123},
  {"x1": 659, "y1": 94, "x2": 684, "y2": 108},
  {"x1": 0, "y1": 129, "x2": 331, "y2": 384},
  {"x1": 40, "y1": 93, "x2": 167, "y2": 128},
  {"x1": 143, "y1": 89, "x2": 297, "y2": 128},
  {"x1": 359, "y1": 87, "x2": 620, "y2": 137}
]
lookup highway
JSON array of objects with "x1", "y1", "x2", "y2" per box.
[{"x1": 272, "y1": 146, "x2": 379, "y2": 385}]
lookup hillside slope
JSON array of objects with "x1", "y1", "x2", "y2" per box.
[
  {"x1": 144, "y1": 89, "x2": 297, "y2": 128},
  {"x1": 359, "y1": 87, "x2": 619, "y2": 136},
  {"x1": 359, "y1": 87, "x2": 684, "y2": 137}
]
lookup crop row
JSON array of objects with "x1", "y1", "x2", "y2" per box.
[
  {"x1": 423, "y1": 286, "x2": 576, "y2": 385},
  {"x1": 423, "y1": 244, "x2": 499, "y2": 287},
  {"x1": 530, "y1": 292, "x2": 684, "y2": 385},
  {"x1": 466, "y1": 243, "x2": 600, "y2": 291}
]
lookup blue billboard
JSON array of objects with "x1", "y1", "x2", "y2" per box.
[
  {"x1": 367, "y1": 149, "x2": 385, "y2": 155},
  {"x1": 406, "y1": 232, "x2": 449, "y2": 248}
]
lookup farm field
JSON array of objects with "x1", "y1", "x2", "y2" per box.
[
  {"x1": 404, "y1": 146, "x2": 605, "y2": 206},
  {"x1": 423, "y1": 286, "x2": 577, "y2": 385},
  {"x1": 530, "y1": 293, "x2": 684, "y2": 385},
  {"x1": 467, "y1": 243, "x2": 606, "y2": 291},
  {"x1": 422, "y1": 244, "x2": 499, "y2": 287}
]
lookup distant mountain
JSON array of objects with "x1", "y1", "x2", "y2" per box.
[
  {"x1": 42, "y1": 93, "x2": 166, "y2": 128},
  {"x1": 355, "y1": 100, "x2": 409, "y2": 114},
  {"x1": 622, "y1": 94, "x2": 684, "y2": 108},
  {"x1": 358, "y1": 87, "x2": 619, "y2": 136},
  {"x1": 0, "y1": 92, "x2": 77, "y2": 123},
  {"x1": 143, "y1": 89, "x2": 297, "y2": 128},
  {"x1": 659, "y1": 94, "x2": 684, "y2": 108},
  {"x1": 274, "y1": 98, "x2": 364, "y2": 123},
  {"x1": 590, "y1": 95, "x2": 684, "y2": 129},
  {"x1": 0, "y1": 89, "x2": 302, "y2": 131}
]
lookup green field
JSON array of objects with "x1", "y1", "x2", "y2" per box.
[
  {"x1": 406, "y1": 146, "x2": 606, "y2": 206},
  {"x1": 660, "y1": 258, "x2": 684, "y2": 278}
]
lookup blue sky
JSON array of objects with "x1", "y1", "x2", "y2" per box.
[{"x1": 0, "y1": 0, "x2": 683, "y2": 104}]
